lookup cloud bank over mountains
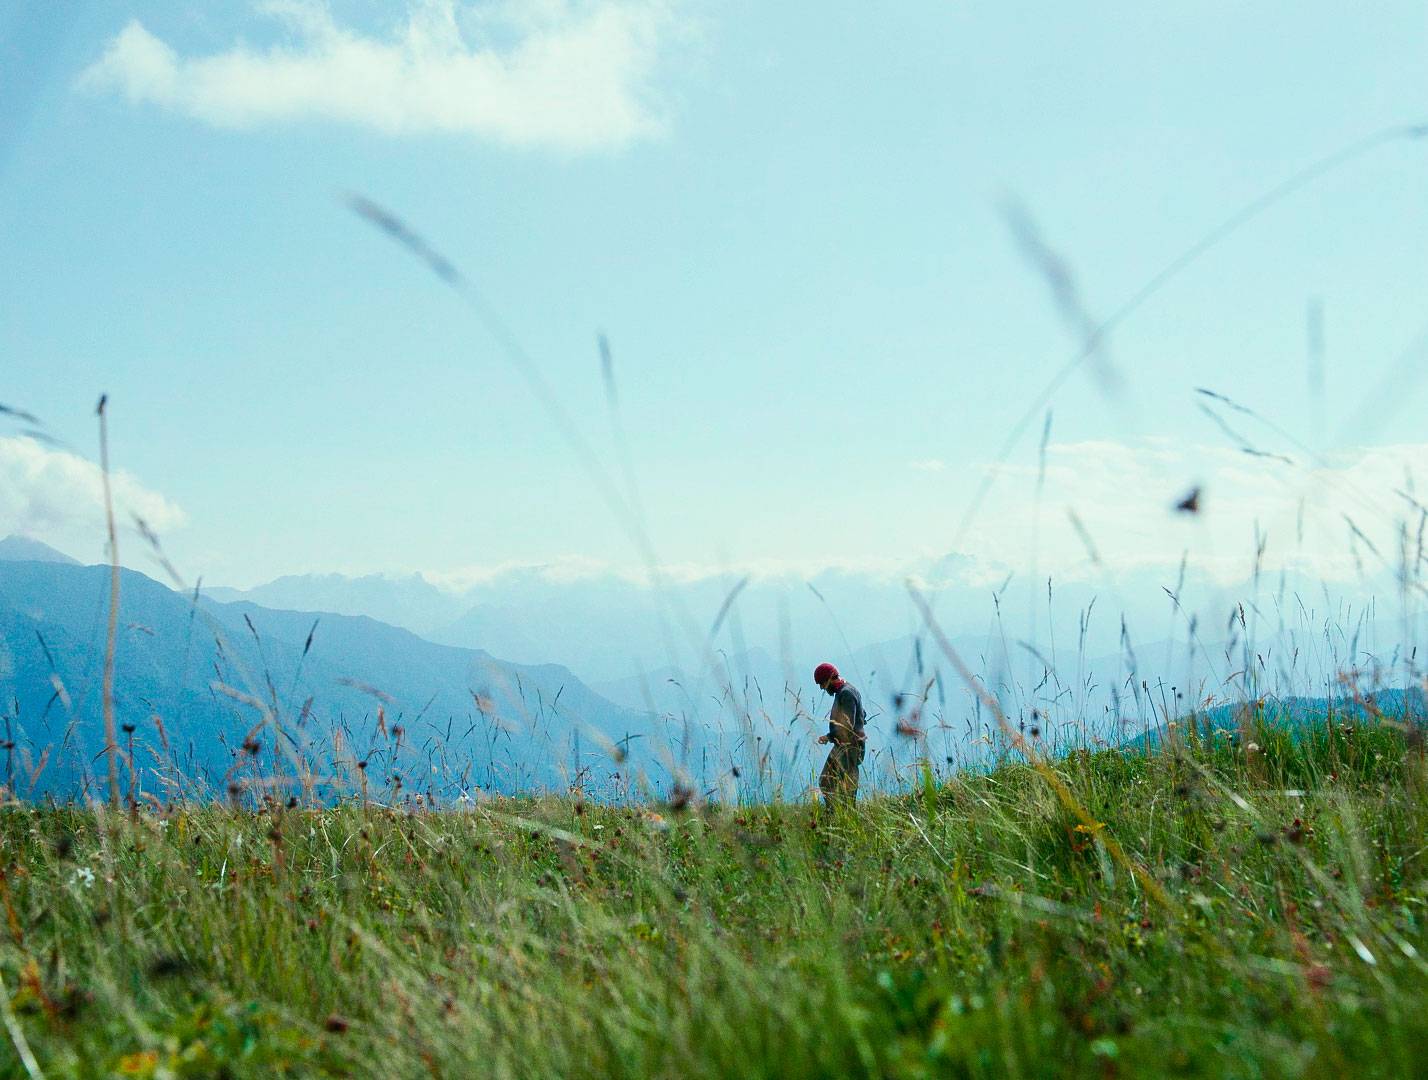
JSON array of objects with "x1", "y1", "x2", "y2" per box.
[
  {"x1": 0, "y1": 436, "x2": 186, "y2": 561},
  {"x1": 5, "y1": 429, "x2": 1416, "y2": 595},
  {"x1": 205, "y1": 553, "x2": 1400, "y2": 697},
  {"x1": 897, "y1": 434, "x2": 1427, "y2": 591},
  {"x1": 81, "y1": 0, "x2": 681, "y2": 151},
  {"x1": 4, "y1": 424, "x2": 1422, "y2": 688}
]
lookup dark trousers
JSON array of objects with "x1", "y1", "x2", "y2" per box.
[{"x1": 819, "y1": 741, "x2": 865, "y2": 808}]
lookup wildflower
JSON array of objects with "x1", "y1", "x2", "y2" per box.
[
  {"x1": 71, "y1": 866, "x2": 95, "y2": 889},
  {"x1": 592, "y1": 824, "x2": 604, "y2": 832},
  {"x1": 117, "y1": 1051, "x2": 159, "y2": 1075},
  {"x1": 1246, "y1": 742, "x2": 1261, "y2": 753}
]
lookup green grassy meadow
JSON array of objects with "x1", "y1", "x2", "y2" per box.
[{"x1": 2, "y1": 719, "x2": 1427, "y2": 1078}]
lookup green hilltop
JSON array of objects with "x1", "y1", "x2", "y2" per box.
[{"x1": 1, "y1": 718, "x2": 1425, "y2": 1077}]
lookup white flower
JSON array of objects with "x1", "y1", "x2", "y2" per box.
[
  {"x1": 592, "y1": 824, "x2": 604, "y2": 832},
  {"x1": 1246, "y1": 742, "x2": 1261, "y2": 753},
  {"x1": 70, "y1": 867, "x2": 95, "y2": 889}
]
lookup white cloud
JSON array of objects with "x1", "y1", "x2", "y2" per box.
[
  {"x1": 80, "y1": 0, "x2": 679, "y2": 151},
  {"x1": 962, "y1": 438, "x2": 1428, "y2": 585},
  {"x1": 321, "y1": 438, "x2": 1428, "y2": 602},
  {"x1": 0, "y1": 436, "x2": 187, "y2": 548}
]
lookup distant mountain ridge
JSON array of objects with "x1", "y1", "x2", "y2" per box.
[
  {"x1": 202, "y1": 562, "x2": 1069, "y2": 685},
  {"x1": 105, "y1": 552, "x2": 1425, "y2": 794},
  {"x1": 0, "y1": 557, "x2": 1015, "y2": 803},
  {"x1": 198, "y1": 559, "x2": 1382, "y2": 692},
  {"x1": 0, "y1": 535, "x2": 79, "y2": 564},
  {"x1": 0, "y1": 558, "x2": 691, "y2": 803},
  {"x1": 205, "y1": 572, "x2": 467, "y2": 637}
]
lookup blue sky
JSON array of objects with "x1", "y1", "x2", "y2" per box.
[{"x1": 3, "y1": 0, "x2": 1426, "y2": 590}]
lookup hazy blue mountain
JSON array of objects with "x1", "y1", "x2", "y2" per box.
[
  {"x1": 211, "y1": 561, "x2": 1046, "y2": 684},
  {"x1": 6, "y1": 553, "x2": 1406, "y2": 804},
  {"x1": 429, "y1": 600, "x2": 562, "y2": 669},
  {"x1": 590, "y1": 637, "x2": 1017, "y2": 784},
  {"x1": 210, "y1": 556, "x2": 1281, "y2": 688},
  {"x1": 205, "y1": 572, "x2": 467, "y2": 637},
  {"x1": 153, "y1": 552, "x2": 1422, "y2": 795},
  {"x1": 0, "y1": 560, "x2": 690, "y2": 803},
  {"x1": 0, "y1": 535, "x2": 79, "y2": 564},
  {"x1": 0, "y1": 555, "x2": 1031, "y2": 806},
  {"x1": 593, "y1": 638, "x2": 981, "y2": 719},
  {"x1": 146, "y1": 538, "x2": 1419, "y2": 723},
  {"x1": 207, "y1": 569, "x2": 646, "y2": 676}
]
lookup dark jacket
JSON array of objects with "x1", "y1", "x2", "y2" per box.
[{"x1": 828, "y1": 683, "x2": 866, "y2": 745}]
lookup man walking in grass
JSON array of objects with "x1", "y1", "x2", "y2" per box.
[{"x1": 814, "y1": 662, "x2": 866, "y2": 808}]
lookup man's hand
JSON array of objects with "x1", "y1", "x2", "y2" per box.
[{"x1": 816, "y1": 734, "x2": 830, "y2": 745}]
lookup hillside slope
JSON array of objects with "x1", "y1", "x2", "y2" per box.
[{"x1": 0, "y1": 559, "x2": 683, "y2": 801}]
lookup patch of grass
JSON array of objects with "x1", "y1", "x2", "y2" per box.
[{"x1": 2, "y1": 721, "x2": 1427, "y2": 1077}]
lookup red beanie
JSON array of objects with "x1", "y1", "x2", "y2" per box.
[{"x1": 813, "y1": 662, "x2": 839, "y2": 685}]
